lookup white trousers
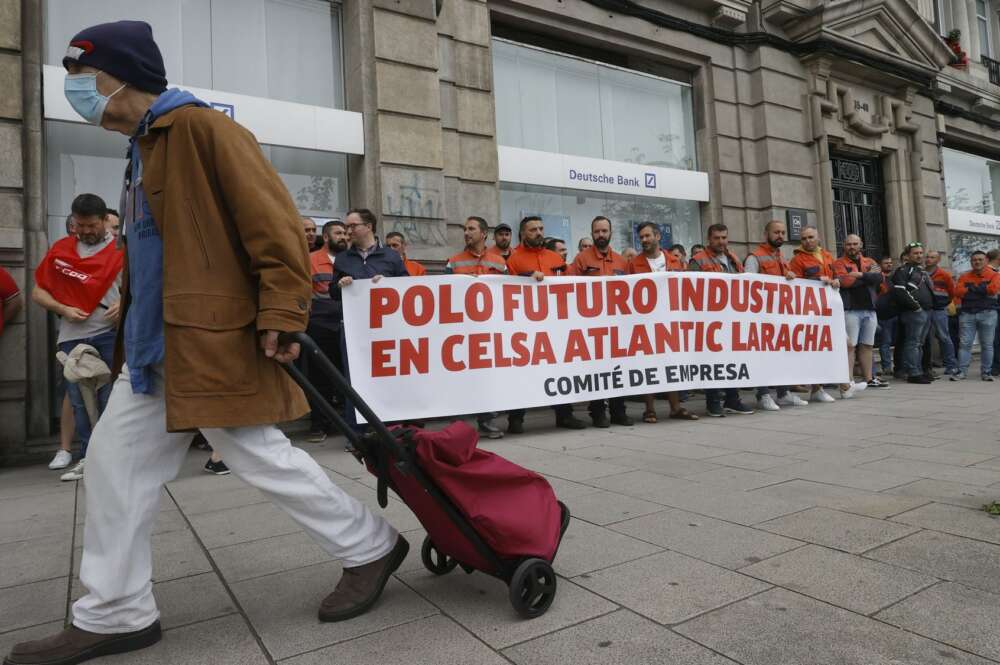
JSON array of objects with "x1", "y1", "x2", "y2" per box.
[{"x1": 72, "y1": 364, "x2": 397, "y2": 634}]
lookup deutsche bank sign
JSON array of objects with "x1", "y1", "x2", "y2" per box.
[{"x1": 499, "y1": 146, "x2": 709, "y2": 202}]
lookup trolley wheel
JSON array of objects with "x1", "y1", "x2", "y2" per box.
[
  {"x1": 509, "y1": 558, "x2": 557, "y2": 619},
  {"x1": 421, "y1": 536, "x2": 458, "y2": 575}
]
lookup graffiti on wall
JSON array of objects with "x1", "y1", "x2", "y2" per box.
[{"x1": 385, "y1": 172, "x2": 444, "y2": 220}]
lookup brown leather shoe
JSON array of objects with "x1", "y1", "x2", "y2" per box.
[
  {"x1": 4, "y1": 621, "x2": 161, "y2": 665},
  {"x1": 318, "y1": 536, "x2": 410, "y2": 622}
]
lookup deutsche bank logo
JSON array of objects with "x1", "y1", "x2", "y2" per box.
[
  {"x1": 644, "y1": 173, "x2": 656, "y2": 189},
  {"x1": 211, "y1": 102, "x2": 235, "y2": 120}
]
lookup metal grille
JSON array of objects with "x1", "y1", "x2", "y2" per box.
[
  {"x1": 983, "y1": 55, "x2": 1000, "y2": 86},
  {"x1": 831, "y1": 155, "x2": 888, "y2": 260}
]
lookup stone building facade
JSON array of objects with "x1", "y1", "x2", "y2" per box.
[{"x1": 2, "y1": 0, "x2": 1000, "y2": 460}]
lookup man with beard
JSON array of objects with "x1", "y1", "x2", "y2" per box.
[
  {"x1": 834, "y1": 234, "x2": 887, "y2": 390},
  {"x1": 744, "y1": 220, "x2": 807, "y2": 410},
  {"x1": 628, "y1": 221, "x2": 697, "y2": 423},
  {"x1": 446, "y1": 216, "x2": 509, "y2": 439},
  {"x1": 492, "y1": 222, "x2": 513, "y2": 260},
  {"x1": 567, "y1": 216, "x2": 633, "y2": 427},
  {"x1": 890, "y1": 242, "x2": 934, "y2": 384},
  {"x1": 506, "y1": 216, "x2": 584, "y2": 432},
  {"x1": 688, "y1": 224, "x2": 756, "y2": 417},
  {"x1": 305, "y1": 219, "x2": 349, "y2": 442},
  {"x1": 33, "y1": 193, "x2": 123, "y2": 482}
]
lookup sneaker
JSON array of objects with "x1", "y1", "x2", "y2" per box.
[
  {"x1": 776, "y1": 393, "x2": 809, "y2": 407},
  {"x1": 48, "y1": 449, "x2": 72, "y2": 470},
  {"x1": 982, "y1": 375, "x2": 995, "y2": 382},
  {"x1": 867, "y1": 377, "x2": 890, "y2": 388},
  {"x1": 950, "y1": 372, "x2": 967, "y2": 381},
  {"x1": 706, "y1": 403, "x2": 725, "y2": 418},
  {"x1": 60, "y1": 459, "x2": 85, "y2": 482},
  {"x1": 757, "y1": 394, "x2": 780, "y2": 411},
  {"x1": 477, "y1": 418, "x2": 504, "y2": 440},
  {"x1": 907, "y1": 375, "x2": 932, "y2": 384},
  {"x1": 724, "y1": 401, "x2": 755, "y2": 415},
  {"x1": 840, "y1": 381, "x2": 868, "y2": 399},
  {"x1": 811, "y1": 389, "x2": 835, "y2": 403},
  {"x1": 306, "y1": 429, "x2": 328, "y2": 443},
  {"x1": 204, "y1": 459, "x2": 231, "y2": 475}
]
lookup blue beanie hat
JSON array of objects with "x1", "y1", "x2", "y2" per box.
[{"x1": 62, "y1": 20, "x2": 167, "y2": 94}]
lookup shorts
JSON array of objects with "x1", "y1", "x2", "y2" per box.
[{"x1": 845, "y1": 310, "x2": 877, "y2": 346}]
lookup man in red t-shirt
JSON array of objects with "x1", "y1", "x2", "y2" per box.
[{"x1": 0, "y1": 266, "x2": 23, "y2": 338}]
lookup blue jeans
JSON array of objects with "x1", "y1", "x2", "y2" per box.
[
  {"x1": 928, "y1": 309, "x2": 958, "y2": 373},
  {"x1": 958, "y1": 310, "x2": 998, "y2": 377},
  {"x1": 992, "y1": 314, "x2": 1000, "y2": 374},
  {"x1": 878, "y1": 317, "x2": 896, "y2": 372},
  {"x1": 58, "y1": 329, "x2": 117, "y2": 458},
  {"x1": 899, "y1": 309, "x2": 930, "y2": 378}
]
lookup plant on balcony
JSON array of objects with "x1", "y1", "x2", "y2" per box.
[{"x1": 946, "y1": 29, "x2": 970, "y2": 69}]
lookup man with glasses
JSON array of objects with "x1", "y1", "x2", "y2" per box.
[{"x1": 890, "y1": 242, "x2": 934, "y2": 384}]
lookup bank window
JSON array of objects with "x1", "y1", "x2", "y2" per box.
[
  {"x1": 977, "y1": 0, "x2": 992, "y2": 58},
  {"x1": 44, "y1": 121, "x2": 349, "y2": 241},
  {"x1": 943, "y1": 147, "x2": 1000, "y2": 214},
  {"x1": 493, "y1": 39, "x2": 696, "y2": 170},
  {"x1": 44, "y1": 0, "x2": 345, "y2": 109}
]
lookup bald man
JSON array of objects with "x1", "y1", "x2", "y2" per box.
[{"x1": 834, "y1": 234, "x2": 886, "y2": 389}]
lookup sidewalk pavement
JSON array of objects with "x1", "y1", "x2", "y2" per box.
[{"x1": 2, "y1": 378, "x2": 999, "y2": 665}]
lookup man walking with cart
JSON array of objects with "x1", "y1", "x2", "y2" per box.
[{"x1": 5, "y1": 21, "x2": 407, "y2": 665}]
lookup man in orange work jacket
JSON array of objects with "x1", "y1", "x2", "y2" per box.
[
  {"x1": 952, "y1": 250, "x2": 1000, "y2": 380},
  {"x1": 505, "y1": 216, "x2": 586, "y2": 433},
  {"x1": 446, "y1": 216, "x2": 508, "y2": 439},
  {"x1": 566, "y1": 216, "x2": 633, "y2": 427},
  {"x1": 687, "y1": 223, "x2": 755, "y2": 418},
  {"x1": 385, "y1": 232, "x2": 426, "y2": 276},
  {"x1": 744, "y1": 220, "x2": 807, "y2": 411}
]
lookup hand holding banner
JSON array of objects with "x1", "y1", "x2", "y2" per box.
[{"x1": 342, "y1": 273, "x2": 848, "y2": 421}]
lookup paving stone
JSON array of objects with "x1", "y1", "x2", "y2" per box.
[
  {"x1": 526, "y1": 456, "x2": 635, "y2": 482},
  {"x1": 575, "y1": 550, "x2": 770, "y2": 625},
  {"x1": 478, "y1": 441, "x2": 563, "y2": 465},
  {"x1": 608, "y1": 452, "x2": 723, "y2": 478},
  {"x1": 553, "y1": 518, "x2": 662, "y2": 577},
  {"x1": 683, "y1": 467, "x2": 791, "y2": 491},
  {"x1": 741, "y1": 544, "x2": 937, "y2": 614},
  {"x1": 108, "y1": 614, "x2": 269, "y2": 664},
  {"x1": 154, "y1": 572, "x2": 236, "y2": 630},
  {"x1": 876, "y1": 582, "x2": 1000, "y2": 661},
  {"x1": 0, "y1": 621, "x2": 65, "y2": 661},
  {"x1": 608, "y1": 436, "x2": 735, "y2": 460},
  {"x1": 752, "y1": 479, "x2": 930, "y2": 518},
  {"x1": 867, "y1": 530, "x2": 1000, "y2": 594},
  {"x1": 593, "y1": 472, "x2": 810, "y2": 525},
  {"x1": 503, "y1": 609, "x2": 736, "y2": 665},
  {"x1": 151, "y1": 529, "x2": 214, "y2": 583},
  {"x1": 231, "y1": 561, "x2": 437, "y2": 660},
  {"x1": 542, "y1": 475, "x2": 604, "y2": 500},
  {"x1": 0, "y1": 578, "x2": 66, "y2": 633},
  {"x1": 0, "y1": 513, "x2": 74, "y2": 546},
  {"x1": 675, "y1": 587, "x2": 993, "y2": 665},
  {"x1": 399, "y1": 570, "x2": 615, "y2": 649},
  {"x1": 886, "y1": 478, "x2": 1000, "y2": 509},
  {"x1": 282, "y1": 615, "x2": 510, "y2": 665},
  {"x1": 708, "y1": 451, "x2": 804, "y2": 471},
  {"x1": 151, "y1": 510, "x2": 190, "y2": 536},
  {"x1": 188, "y1": 502, "x2": 302, "y2": 549},
  {"x1": 210, "y1": 531, "x2": 332, "y2": 582},
  {"x1": 890, "y1": 502, "x2": 1000, "y2": 545},
  {"x1": 864, "y1": 444, "x2": 996, "y2": 467},
  {"x1": 562, "y1": 490, "x2": 667, "y2": 526},
  {"x1": 758, "y1": 507, "x2": 919, "y2": 553},
  {"x1": 0, "y1": 492, "x2": 75, "y2": 526},
  {"x1": 861, "y1": 458, "x2": 1000, "y2": 488},
  {"x1": 610, "y1": 508, "x2": 803, "y2": 569},
  {"x1": 772, "y1": 461, "x2": 918, "y2": 491},
  {"x1": 0, "y1": 534, "x2": 71, "y2": 589},
  {"x1": 170, "y1": 486, "x2": 268, "y2": 516}
]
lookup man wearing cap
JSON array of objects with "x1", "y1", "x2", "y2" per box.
[
  {"x1": 493, "y1": 223, "x2": 513, "y2": 261},
  {"x1": 5, "y1": 21, "x2": 408, "y2": 665}
]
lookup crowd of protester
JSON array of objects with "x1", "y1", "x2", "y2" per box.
[
  {"x1": 21, "y1": 194, "x2": 1000, "y2": 463},
  {"x1": 299, "y1": 209, "x2": 1000, "y2": 441}
]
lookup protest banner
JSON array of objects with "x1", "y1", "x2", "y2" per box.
[{"x1": 342, "y1": 273, "x2": 849, "y2": 421}]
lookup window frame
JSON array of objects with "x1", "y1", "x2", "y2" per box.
[{"x1": 977, "y1": 0, "x2": 992, "y2": 58}]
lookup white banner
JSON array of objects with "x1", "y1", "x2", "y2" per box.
[
  {"x1": 947, "y1": 208, "x2": 1000, "y2": 236},
  {"x1": 342, "y1": 273, "x2": 849, "y2": 422}
]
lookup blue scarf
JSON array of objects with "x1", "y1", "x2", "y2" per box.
[{"x1": 123, "y1": 89, "x2": 209, "y2": 394}]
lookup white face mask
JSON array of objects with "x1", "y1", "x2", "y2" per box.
[{"x1": 64, "y1": 73, "x2": 126, "y2": 125}]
